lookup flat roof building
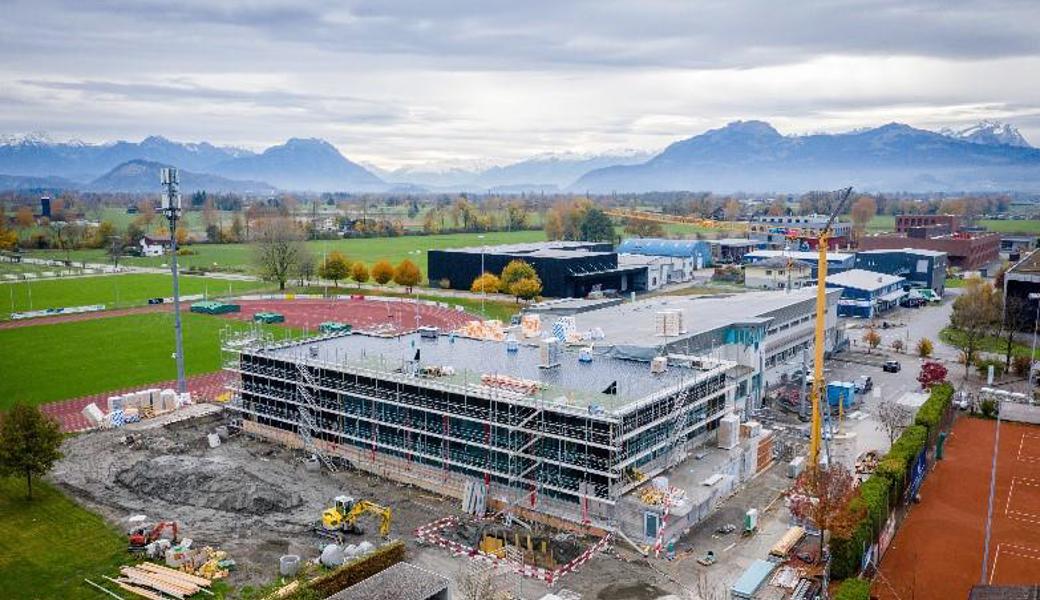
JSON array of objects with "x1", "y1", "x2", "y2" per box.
[
  {"x1": 748, "y1": 214, "x2": 852, "y2": 250},
  {"x1": 427, "y1": 242, "x2": 646, "y2": 298},
  {"x1": 825, "y1": 268, "x2": 907, "y2": 318},
  {"x1": 743, "y1": 257, "x2": 813, "y2": 291},
  {"x1": 858, "y1": 231, "x2": 999, "y2": 271},
  {"x1": 854, "y1": 248, "x2": 947, "y2": 295},
  {"x1": 743, "y1": 249, "x2": 855, "y2": 277}
]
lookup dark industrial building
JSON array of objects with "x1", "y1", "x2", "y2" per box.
[
  {"x1": 854, "y1": 248, "x2": 948, "y2": 295},
  {"x1": 427, "y1": 241, "x2": 646, "y2": 298},
  {"x1": 1003, "y1": 249, "x2": 1040, "y2": 330}
]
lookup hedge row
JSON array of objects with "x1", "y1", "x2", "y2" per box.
[
  {"x1": 834, "y1": 578, "x2": 871, "y2": 600},
  {"x1": 828, "y1": 382, "x2": 952, "y2": 579},
  {"x1": 287, "y1": 541, "x2": 406, "y2": 600},
  {"x1": 914, "y1": 382, "x2": 954, "y2": 433}
]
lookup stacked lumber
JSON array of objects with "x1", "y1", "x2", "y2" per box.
[
  {"x1": 104, "y1": 562, "x2": 213, "y2": 600},
  {"x1": 480, "y1": 373, "x2": 544, "y2": 395},
  {"x1": 755, "y1": 431, "x2": 774, "y2": 474},
  {"x1": 457, "y1": 320, "x2": 506, "y2": 341}
]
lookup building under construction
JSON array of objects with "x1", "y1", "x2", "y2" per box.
[
  {"x1": 223, "y1": 289, "x2": 839, "y2": 543},
  {"x1": 225, "y1": 329, "x2": 737, "y2": 532}
]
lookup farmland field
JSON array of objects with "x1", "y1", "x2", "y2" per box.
[
  {"x1": 0, "y1": 312, "x2": 295, "y2": 408},
  {"x1": 26, "y1": 229, "x2": 548, "y2": 275},
  {"x1": 865, "y1": 214, "x2": 1040, "y2": 235},
  {"x1": 1, "y1": 273, "x2": 270, "y2": 317}
]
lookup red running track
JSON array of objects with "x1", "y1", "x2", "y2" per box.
[
  {"x1": 40, "y1": 372, "x2": 227, "y2": 433},
  {"x1": 219, "y1": 297, "x2": 476, "y2": 334}
]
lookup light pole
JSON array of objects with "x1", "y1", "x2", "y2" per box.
[
  {"x1": 160, "y1": 168, "x2": 187, "y2": 394},
  {"x1": 478, "y1": 234, "x2": 486, "y2": 317}
]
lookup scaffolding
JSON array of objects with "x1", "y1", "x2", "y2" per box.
[{"x1": 223, "y1": 333, "x2": 736, "y2": 529}]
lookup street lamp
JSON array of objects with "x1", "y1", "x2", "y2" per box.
[
  {"x1": 478, "y1": 234, "x2": 486, "y2": 317},
  {"x1": 160, "y1": 168, "x2": 187, "y2": 394}
]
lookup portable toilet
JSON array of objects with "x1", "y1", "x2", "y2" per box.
[{"x1": 827, "y1": 381, "x2": 856, "y2": 409}]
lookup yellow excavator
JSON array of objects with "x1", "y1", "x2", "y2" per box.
[{"x1": 321, "y1": 495, "x2": 392, "y2": 538}]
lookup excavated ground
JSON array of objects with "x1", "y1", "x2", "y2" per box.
[{"x1": 49, "y1": 411, "x2": 463, "y2": 589}]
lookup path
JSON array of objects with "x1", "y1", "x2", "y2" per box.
[
  {"x1": 41, "y1": 371, "x2": 227, "y2": 432},
  {"x1": 0, "y1": 304, "x2": 172, "y2": 329}
]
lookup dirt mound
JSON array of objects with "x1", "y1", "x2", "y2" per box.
[{"x1": 115, "y1": 455, "x2": 302, "y2": 515}]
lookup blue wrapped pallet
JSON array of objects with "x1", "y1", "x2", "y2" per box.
[
  {"x1": 827, "y1": 381, "x2": 856, "y2": 409},
  {"x1": 731, "y1": 559, "x2": 777, "y2": 599}
]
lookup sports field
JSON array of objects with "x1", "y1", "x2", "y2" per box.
[
  {"x1": 875, "y1": 417, "x2": 1040, "y2": 598},
  {"x1": 25, "y1": 229, "x2": 547, "y2": 274},
  {"x1": 1, "y1": 273, "x2": 269, "y2": 317},
  {"x1": 0, "y1": 311, "x2": 294, "y2": 408}
]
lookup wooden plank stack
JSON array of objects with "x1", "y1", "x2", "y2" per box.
[{"x1": 104, "y1": 562, "x2": 212, "y2": 599}]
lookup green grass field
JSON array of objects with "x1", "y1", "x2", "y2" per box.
[
  {"x1": 0, "y1": 312, "x2": 296, "y2": 408},
  {"x1": 866, "y1": 214, "x2": 896, "y2": 232},
  {"x1": 865, "y1": 214, "x2": 1040, "y2": 235},
  {"x1": 26, "y1": 229, "x2": 547, "y2": 275},
  {"x1": 0, "y1": 477, "x2": 127, "y2": 600},
  {"x1": 2, "y1": 273, "x2": 271, "y2": 317}
]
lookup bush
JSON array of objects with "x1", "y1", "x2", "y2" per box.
[
  {"x1": 916, "y1": 338, "x2": 934, "y2": 358},
  {"x1": 914, "y1": 382, "x2": 953, "y2": 432},
  {"x1": 438, "y1": 278, "x2": 451, "y2": 289},
  {"x1": 1013, "y1": 354, "x2": 1032, "y2": 377},
  {"x1": 980, "y1": 398, "x2": 998, "y2": 418},
  {"x1": 834, "y1": 578, "x2": 871, "y2": 600},
  {"x1": 975, "y1": 357, "x2": 1005, "y2": 379}
]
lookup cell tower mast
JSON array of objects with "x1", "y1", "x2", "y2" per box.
[{"x1": 160, "y1": 167, "x2": 188, "y2": 393}]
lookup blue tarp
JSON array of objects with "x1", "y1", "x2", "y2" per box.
[{"x1": 731, "y1": 559, "x2": 777, "y2": 599}]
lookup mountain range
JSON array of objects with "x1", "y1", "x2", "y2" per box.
[{"x1": 0, "y1": 121, "x2": 1036, "y2": 194}]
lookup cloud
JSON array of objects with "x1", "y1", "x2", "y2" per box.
[{"x1": 0, "y1": 0, "x2": 1038, "y2": 166}]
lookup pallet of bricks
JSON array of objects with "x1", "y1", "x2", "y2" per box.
[{"x1": 740, "y1": 420, "x2": 774, "y2": 475}]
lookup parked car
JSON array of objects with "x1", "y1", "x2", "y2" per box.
[
  {"x1": 854, "y1": 376, "x2": 873, "y2": 393},
  {"x1": 882, "y1": 360, "x2": 901, "y2": 373}
]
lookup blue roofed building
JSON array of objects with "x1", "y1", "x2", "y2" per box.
[
  {"x1": 854, "y1": 248, "x2": 947, "y2": 295},
  {"x1": 617, "y1": 238, "x2": 712, "y2": 285},
  {"x1": 826, "y1": 268, "x2": 907, "y2": 318},
  {"x1": 743, "y1": 249, "x2": 855, "y2": 278}
]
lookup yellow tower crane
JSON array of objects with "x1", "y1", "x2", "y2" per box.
[{"x1": 807, "y1": 187, "x2": 854, "y2": 467}]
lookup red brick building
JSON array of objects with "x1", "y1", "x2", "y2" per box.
[
  {"x1": 895, "y1": 214, "x2": 961, "y2": 234},
  {"x1": 858, "y1": 231, "x2": 1000, "y2": 270}
]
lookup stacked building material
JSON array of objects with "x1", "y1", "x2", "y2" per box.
[
  {"x1": 457, "y1": 319, "x2": 507, "y2": 341},
  {"x1": 755, "y1": 430, "x2": 774, "y2": 474},
  {"x1": 480, "y1": 374, "x2": 545, "y2": 395},
  {"x1": 521, "y1": 314, "x2": 542, "y2": 338}
]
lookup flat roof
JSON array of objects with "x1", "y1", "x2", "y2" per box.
[
  {"x1": 708, "y1": 238, "x2": 758, "y2": 246},
  {"x1": 826, "y1": 268, "x2": 904, "y2": 291},
  {"x1": 746, "y1": 249, "x2": 854, "y2": 262},
  {"x1": 745, "y1": 257, "x2": 812, "y2": 269},
  {"x1": 325, "y1": 562, "x2": 448, "y2": 600},
  {"x1": 1008, "y1": 249, "x2": 1040, "y2": 274},
  {"x1": 562, "y1": 288, "x2": 838, "y2": 350},
  {"x1": 856, "y1": 248, "x2": 947, "y2": 258},
  {"x1": 433, "y1": 241, "x2": 613, "y2": 259},
  {"x1": 260, "y1": 329, "x2": 728, "y2": 412}
]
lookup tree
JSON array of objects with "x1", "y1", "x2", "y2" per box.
[
  {"x1": 916, "y1": 338, "x2": 934, "y2": 358},
  {"x1": 999, "y1": 294, "x2": 1030, "y2": 370},
  {"x1": 787, "y1": 464, "x2": 864, "y2": 558},
  {"x1": 505, "y1": 201, "x2": 529, "y2": 231},
  {"x1": 51, "y1": 222, "x2": 85, "y2": 263},
  {"x1": 15, "y1": 205, "x2": 34, "y2": 229},
  {"x1": 393, "y1": 259, "x2": 422, "y2": 292},
  {"x1": 350, "y1": 262, "x2": 370, "y2": 288},
  {"x1": 917, "y1": 361, "x2": 948, "y2": 390},
  {"x1": 0, "y1": 404, "x2": 63, "y2": 500},
  {"x1": 949, "y1": 278, "x2": 1001, "y2": 376},
  {"x1": 252, "y1": 218, "x2": 304, "y2": 290},
  {"x1": 175, "y1": 226, "x2": 189, "y2": 247},
  {"x1": 1013, "y1": 354, "x2": 1032, "y2": 377},
  {"x1": 501, "y1": 259, "x2": 538, "y2": 290},
  {"x1": 470, "y1": 273, "x2": 502, "y2": 294},
  {"x1": 579, "y1": 207, "x2": 614, "y2": 242},
  {"x1": 623, "y1": 217, "x2": 665, "y2": 238},
  {"x1": 891, "y1": 339, "x2": 904, "y2": 354},
  {"x1": 849, "y1": 196, "x2": 877, "y2": 241},
  {"x1": 319, "y1": 251, "x2": 352, "y2": 287},
  {"x1": 295, "y1": 248, "x2": 316, "y2": 287},
  {"x1": 509, "y1": 275, "x2": 543, "y2": 302},
  {"x1": 723, "y1": 199, "x2": 742, "y2": 221},
  {"x1": 371, "y1": 260, "x2": 394, "y2": 285},
  {"x1": 0, "y1": 206, "x2": 17, "y2": 251},
  {"x1": 106, "y1": 234, "x2": 124, "y2": 268},
  {"x1": 876, "y1": 399, "x2": 912, "y2": 445},
  {"x1": 862, "y1": 327, "x2": 881, "y2": 353},
  {"x1": 91, "y1": 220, "x2": 116, "y2": 249}
]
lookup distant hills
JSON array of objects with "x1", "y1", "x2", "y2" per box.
[
  {"x1": 574, "y1": 121, "x2": 1040, "y2": 193},
  {"x1": 0, "y1": 120, "x2": 1037, "y2": 194}
]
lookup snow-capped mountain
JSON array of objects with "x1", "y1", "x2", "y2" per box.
[{"x1": 940, "y1": 121, "x2": 1032, "y2": 148}]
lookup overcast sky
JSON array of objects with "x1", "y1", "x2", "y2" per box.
[{"x1": 2, "y1": 0, "x2": 1039, "y2": 169}]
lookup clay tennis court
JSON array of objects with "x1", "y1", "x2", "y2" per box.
[
  {"x1": 219, "y1": 297, "x2": 477, "y2": 333},
  {"x1": 874, "y1": 417, "x2": 1040, "y2": 599}
]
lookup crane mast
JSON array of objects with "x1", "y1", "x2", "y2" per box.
[{"x1": 807, "y1": 187, "x2": 853, "y2": 467}]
